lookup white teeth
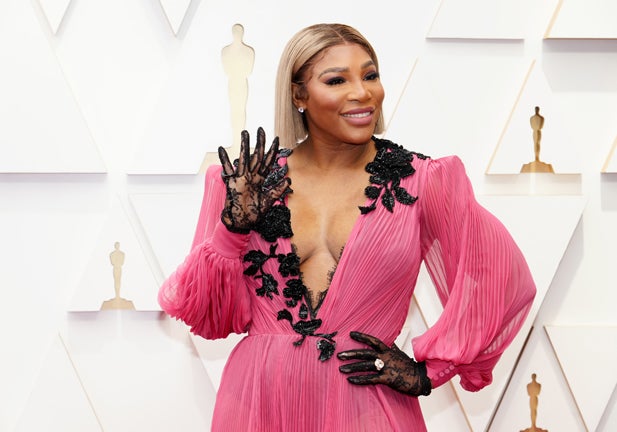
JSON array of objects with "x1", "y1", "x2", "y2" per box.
[{"x1": 343, "y1": 112, "x2": 371, "y2": 118}]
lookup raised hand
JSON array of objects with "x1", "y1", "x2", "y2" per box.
[
  {"x1": 218, "y1": 127, "x2": 291, "y2": 233},
  {"x1": 338, "y1": 331, "x2": 432, "y2": 397}
]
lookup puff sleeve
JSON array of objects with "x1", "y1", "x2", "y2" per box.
[
  {"x1": 412, "y1": 156, "x2": 536, "y2": 391},
  {"x1": 158, "y1": 164, "x2": 252, "y2": 339}
]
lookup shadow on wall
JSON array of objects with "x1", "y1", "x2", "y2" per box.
[
  {"x1": 601, "y1": 173, "x2": 617, "y2": 211},
  {"x1": 542, "y1": 40, "x2": 617, "y2": 92}
]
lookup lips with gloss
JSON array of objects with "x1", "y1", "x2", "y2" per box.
[{"x1": 341, "y1": 108, "x2": 374, "y2": 126}]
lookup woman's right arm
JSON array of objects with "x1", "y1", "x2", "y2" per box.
[{"x1": 158, "y1": 164, "x2": 252, "y2": 339}]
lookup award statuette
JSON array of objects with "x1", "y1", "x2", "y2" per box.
[
  {"x1": 521, "y1": 107, "x2": 554, "y2": 173},
  {"x1": 520, "y1": 373, "x2": 548, "y2": 432},
  {"x1": 200, "y1": 23, "x2": 255, "y2": 172},
  {"x1": 101, "y1": 242, "x2": 135, "y2": 310}
]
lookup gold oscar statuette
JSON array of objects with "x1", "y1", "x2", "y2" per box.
[
  {"x1": 520, "y1": 373, "x2": 548, "y2": 432},
  {"x1": 199, "y1": 23, "x2": 255, "y2": 172},
  {"x1": 520, "y1": 107, "x2": 554, "y2": 173},
  {"x1": 101, "y1": 241, "x2": 135, "y2": 310}
]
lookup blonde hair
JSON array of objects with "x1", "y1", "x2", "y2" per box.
[{"x1": 274, "y1": 23, "x2": 385, "y2": 147}]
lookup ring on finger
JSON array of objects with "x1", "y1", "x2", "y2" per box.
[{"x1": 374, "y1": 358, "x2": 385, "y2": 371}]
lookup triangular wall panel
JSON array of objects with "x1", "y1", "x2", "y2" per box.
[
  {"x1": 602, "y1": 137, "x2": 617, "y2": 173},
  {"x1": 189, "y1": 333, "x2": 246, "y2": 393},
  {"x1": 385, "y1": 54, "x2": 531, "y2": 163},
  {"x1": 546, "y1": 0, "x2": 617, "y2": 39},
  {"x1": 159, "y1": 0, "x2": 193, "y2": 35},
  {"x1": 487, "y1": 60, "x2": 582, "y2": 174},
  {"x1": 15, "y1": 335, "x2": 102, "y2": 432},
  {"x1": 0, "y1": 0, "x2": 105, "y2": 173},
  {"x1": 0, "y1": 179, "x2": 106, "y2": 431},
  {"x1": 37, "y1": 0, "x2": 72, "y2": 34},
  {"x1": 598, "y1": 389, "x2": 617, "y2": 432},
  {"x1": 428, "y1": 0, "x2": 527, "y2": 39},
  {"x1": 61, "y1": 311, "x2": 216, "y2": 431},
  {"x1": 128, "y1": 186, "x2": 204, "y2": 278},
  {"x1": 69, "y1": 197, "x2": 160, "y2": 311},
  {"x1": 546, "y1": 325, "x2": 617, "y2": 432},
  {"x1": 490, "y1": 326, "x2": 587, "y2": 431},
  {"x1": 51, "y1": 0, "x2": 173, "y2": 173}
]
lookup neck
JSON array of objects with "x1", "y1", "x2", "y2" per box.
[{"x1": 293, "y1": 137, "x2": 375, "y2": 172}]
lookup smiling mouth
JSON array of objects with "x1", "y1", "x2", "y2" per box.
[{"x1": 342, "y1": 111, "x2": 372, "y2": 118}]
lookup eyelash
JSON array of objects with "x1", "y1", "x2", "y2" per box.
[{"x1": 325, "y1": 71, "x2": 380, "y2": 86}]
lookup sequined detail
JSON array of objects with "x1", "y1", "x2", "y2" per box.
[{"x1": 359, "y1": 137, "x2": 427, "y2": 214}]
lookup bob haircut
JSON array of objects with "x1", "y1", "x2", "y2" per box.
[{"x1": 274, "y1": 23, "x2": 385, "y2": 147}]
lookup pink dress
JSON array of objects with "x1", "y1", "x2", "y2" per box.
[{"x1": 159, "y1": 138, "x2": 536, "y2": 431}]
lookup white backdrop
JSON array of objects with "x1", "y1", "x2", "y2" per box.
[{"x1": 1, "y1": 1, "x2": 616, "y2": 431}]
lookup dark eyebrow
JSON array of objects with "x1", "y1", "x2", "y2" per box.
[
  {"x1": 317, "y1": 60, "x2": 376, "y2": 78},
  {"x1": 318, "y1": 67, "x2": 347, "y2": 78}
]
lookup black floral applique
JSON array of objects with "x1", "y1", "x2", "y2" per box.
[
  {"x1": 254, "y1": 206, "x2": 293, "y2": 242},
  {"x1": 241, "y1": 148, "x2": 338, "y2": 362},
  {"x1": 360, "y1": 137, "x2": 428, "y2": 214},
  {"x1": 277, "y1": 309, "x2": 338, "y2": 362},
  {"x1": 243, "y1": 245, "x2": 281, "y2": 299}
]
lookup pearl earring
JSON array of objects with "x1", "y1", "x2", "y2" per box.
[{"x1": 298, "y1": 107, "x2": 304, "y2": 113}]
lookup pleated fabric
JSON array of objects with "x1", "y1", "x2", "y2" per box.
[{"x1": 158, "y1": 154, "x2": 535, "y2": 431}]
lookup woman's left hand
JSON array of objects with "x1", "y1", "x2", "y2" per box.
[{"x1": 337, "y1": 331, "x2": 432, "y2": 397}]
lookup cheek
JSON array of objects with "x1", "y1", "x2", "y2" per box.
[
  {"x1": 310, "y1": 90, "x2": 343, "y2": 111},
  {"x1": 373, "y1": 85, "x2": 385, "y2": 106}
]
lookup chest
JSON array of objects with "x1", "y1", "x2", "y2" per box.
[{"x1": 286, "y1": 174, "x2": 368, "y2": 263}]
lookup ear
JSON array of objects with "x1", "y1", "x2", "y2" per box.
[{"x1": 292, "y1": 83, "x2": 306, "y2": 110}]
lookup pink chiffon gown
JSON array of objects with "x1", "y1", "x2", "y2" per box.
[{"x1": 158, "y1": 138, "x2": 536, "y2": 431}]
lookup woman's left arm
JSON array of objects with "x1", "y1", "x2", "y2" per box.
[{"x1": 412, "y1": 156, "x2": 536, "y2": 391}]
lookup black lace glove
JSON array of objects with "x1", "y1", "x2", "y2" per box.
[
  {"x1": 338, "y1": 331, "x2": 432, "y2": 397},
  {"x1": 218, "y1": 127, "x2": 291, "y2": 234}
]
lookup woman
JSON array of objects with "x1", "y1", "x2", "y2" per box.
[{"x1": 158, "y1": 23, "x2": 536, "y2": 431}]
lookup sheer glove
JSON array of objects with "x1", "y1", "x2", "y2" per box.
[
  {"x1": 338, "y1": 331, "x2": 432, "y2": 397},
  {"x1": 218, "y1": 127, "x2": 291, "y2": 233}
]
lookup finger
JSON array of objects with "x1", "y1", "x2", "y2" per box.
[
  {"x1": 218, "y1": 147, "x2": 234, "y2": 176},
  {"x1": 237, "y1": 130, "x2": 250, "y2": 176},
  {"x1": 349, "y1": 331, "x2": 389, "y2": 352},
  {"x1": 250, "y1": 127, "x2": 265, "y2": 173},
  {"x1": 265, "y1": 177, "x2": 291, "y2": 201},
  {"x1": 337, "y1": 349, "x2": 378, "y2": 361},
  {"x1": 339, "y1": 361, "x2": 377, "y2": 374},
  {"x1": 261, "y1": 135, "x2": 280, "y2": 175},
  {"x1": 347, "y1": 374, "x2": 384, "y2": 386}
]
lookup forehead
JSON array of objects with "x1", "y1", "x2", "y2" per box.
[{"x1": 312, "y1": 43, "x2": 374, "y2": 69}]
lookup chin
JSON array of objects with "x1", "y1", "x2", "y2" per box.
[{"x1": 343, "y1": 129, "x2": 376, "y2": 145}]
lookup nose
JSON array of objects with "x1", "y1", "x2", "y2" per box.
[{"x1": 349, "y1": 79, "x2": 371, "y2": 101}]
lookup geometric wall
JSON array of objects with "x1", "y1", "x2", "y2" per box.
[{"x1": 2, "y1": 1, "x2": 617, "y2": 431}]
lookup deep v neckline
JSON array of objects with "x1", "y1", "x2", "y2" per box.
[
  {"x1": 241, "y1": 136, "x2": 421, "y2": 361},
  {"x1": 282, "y1": 201, "x2": 370, "y2": 318},
  {"x1": 280, "y1": 157, "x2": 375, "y2": 318}
]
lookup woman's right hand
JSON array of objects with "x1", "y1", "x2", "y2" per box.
[{"x1": 218, "y1": 127, "x2": 291, "y2": 233}]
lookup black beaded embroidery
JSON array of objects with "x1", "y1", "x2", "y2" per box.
[
  {"x1": 360, "y1": 137, "x2": 428, "y2": 214},
  {"x1": 242, "y1": 149, "x2": 338, "y2": 361},
  {"x1": 241, "y1": 138, "x2": 426, "y2": 362}
]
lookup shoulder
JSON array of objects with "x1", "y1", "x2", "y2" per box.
[
  {"x1": 203, "y1": 164, "x2": 225, "y2": 188},
  {"x1": 371, "y1": 137, "x2": 471, "y2": 192},
  {"x1": 419, "y1": 155, "x2": 472, "y2": 199},
  {"x1": 424, "y1": 155, "x2": 466, "y2": 177},
  {"x1": 205, "y1": 163, "x2": 223, "y2": 179}
]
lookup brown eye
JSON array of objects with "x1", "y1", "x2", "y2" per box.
[{"x1": 325, "y1": 77, "x2": 345, "y2": 86}]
